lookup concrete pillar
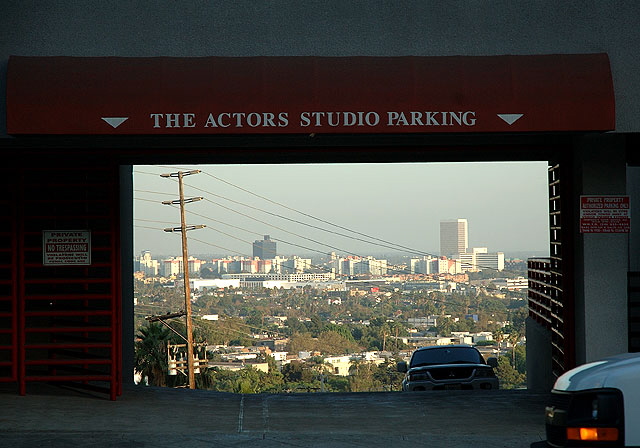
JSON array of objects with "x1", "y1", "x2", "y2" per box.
[
  {"x1": 628, "y1": 166, "x2": 640, "y2": 272},
  {"x1": 120, "y1": 165, "x2": 135, "y2": 385},
  {"x1": 573, "y1": 134, "x2": 629, "y2": 365},
  {"x1": 525, "y1": 317, "x2": 554, "y2": 391}
]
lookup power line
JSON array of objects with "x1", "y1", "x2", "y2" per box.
[
  {"x1": 136, "y1": 214, "x2": 526, "y2": 298},
  {"x1": 136, "y1": 199, "x2": 418, "y2": 276},
  {"x1": 135, "y1": 172, "x2": 434, "y2": 257},
  {"x1": 135, "y1": 222, "x2": 527, "y2": 300},
  {"x1": 134, "y1": 168, "x2": 530, "y2": 297},
  {"x1": 137, "y1": 193, "x2": 506, "y2": 281},
  {"x1": 135, "y1": 167, "x2": 527, "y2": 274}
]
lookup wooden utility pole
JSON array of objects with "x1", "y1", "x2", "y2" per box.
[{"x1": 161, "y1": 169, "x2": 205, "y2": 389}]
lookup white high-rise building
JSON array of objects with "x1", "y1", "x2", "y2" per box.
[
  {"x1": 458, "y1": 252, "x2": 477, "y2": 272},
  {"x1": 410, "y1": 256, "x2": 434, "y2": 274},
  {"x1": 440, "y1": 219, "x2": 468, "y2": 257},
  {"x1": 138, "y1": 250, "x2": 159, "y2": 276},
  {"x1": 475, "y1": 251, "x2": 505, "y2": 272},
  {"x1": 457, "y1": 247, "x2": 504, "y2": 273},
  {"x1": 459, "y1": 247, "x2": 487, "y2": 272}
]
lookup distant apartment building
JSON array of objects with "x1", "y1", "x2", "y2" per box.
[
  {"x1": 340, "y1": 257, "x2": 360, "y2": 276},
  {"x1": 410, "y1": 255, "x2": 457, "y2": 275},
  {"x1": 440, "y1": 219, "x2": 468, "y2": 257},
  {"x1": 137, "y1": 250, "x2": 159, "y2": 276},
  {"x1": 160, "y1": 256, "x2": 202, "y2": 277},
  {"x1": 458, "y1": 247, "x2": 505, "y2": 273},
  {"x1": 209, "y1": 257, "x2": 278, "y2": 275},
  {"x1": 358, "y1": 256, "x2": 388, "y2": 275},
  {"x1": 253, "y1": 235, "x2": 276, "y2": 259},
  {"x1": 239, "y1": 258, "x2": 259, "y2": 273},
  {"x1": 476, "y1": 251, "x2": 505, "y2": 272},
  {"x1": 458, "y1": 251, "x2": 479, "y2": 272},
  {"x1": 209, "y1": 258, "x2": 240, "y2": 275},
  {"x1": 280, "y1": 256, "x2": 312, "y2": 274},
  {"x1": 335, "y1": 255, "x2": 388, "y2": 276},
  {"x1": 258, "y1": 259, "x2": 273, "y2": 274},
  {"x1": 436, "y1": 257, "x2": 462, "y2": 275},
  {"x1": 493, "y1": 277, "x2": 528, "y2": 291},
  {"x1": 323, "y1": 353, "x2": 387, "y2": 376},
  {"x1": 324, "y1": 355, "x2": 354, "y2": 376},
  {"x1": 160, "y1": 258, "x2": 181, "y2": 277},
  {"x1": 410, "y1": 256, "x2": 434, "y2": 274}
]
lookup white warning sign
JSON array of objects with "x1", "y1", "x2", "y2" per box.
[{"x1": 43, "y1": 230, "x2": 92, "y2": 265}]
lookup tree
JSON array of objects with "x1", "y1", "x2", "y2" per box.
[
  {"x1": 507, "y1": 331, "x2": 521, "y2": 365},
  {"x1": 372, "y1": 360, "x2": 405, "y2": 391},
  {"x1": 200, "y1": 368, "x2": 238, "y2": 393},
  {"x1": 235, "y1": 367, "x2": 262, "y2": 393},
  {"x1": 245, "y1": 309, "x2": 265, "y2": 330},
  {"x1": 305, "y1": 315, "x2": 325, "y2": 336},
  {"x1": 317, "y1": 331, "x2": 361, "y2": 354},
  {"x1": 284, "y1": 316, "x2": 306, "y2": 335},
  {"x1": 325, "y1": 375, "x2": 350, "y2": 392},
  {"x1": 508, "y1": 306, "x2": 528, "y2": 334},
  {"x1": 495, "y1": 356, "x2": 526, "y2": 389},
  {"x1": 479, "y1": 297, "x2": 508, "y2": 316},
  {"x1": 134, "y1": 322, "x2": 171, "y2": 387},
  {"x1": 436, "y1": 317, "x2": 456, "y2": 337},
  {"x1": 493, "y1": 328, "x2": 504, "y2": 348},
  {"x1": 512, "y1": 344, "x2": 526, "y2": 374},
  {"x1": 348, "y1": 359, "x2": 379, "y2": 392},
  {"x1": 282, "y1": 360, "x2": 315, "y2": 383},
  {"x1": 260, "y1": 356, "x2": 286, "y2": 393},
  {"x1": 286, "y1": 332, "x2": 317, "y2": 355}
]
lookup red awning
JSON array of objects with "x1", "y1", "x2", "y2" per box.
[{"x1": 6, "y1": 54, "x2": 615, "y2": 135}]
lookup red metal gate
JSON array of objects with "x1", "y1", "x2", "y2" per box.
[{"x1": 1, "y1": 164, "x2": 122, "y2": 400}]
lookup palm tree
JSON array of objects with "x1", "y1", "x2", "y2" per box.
[
  {"x1": 134, "y1": 322, "x2": 171, "y2": 387},
  {"x1": 508, "y1": 331, "x2": 521, "y2": 365}
]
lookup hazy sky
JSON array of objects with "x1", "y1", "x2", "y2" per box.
[{"x1": 133, "y1": 162, "x2": 550, "y2": 259}]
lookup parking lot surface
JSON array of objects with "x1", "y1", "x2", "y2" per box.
[{"x1": 0, "y1": 383, "x2": 549, "y2": 447}]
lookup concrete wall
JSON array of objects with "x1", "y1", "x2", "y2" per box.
[
  {"x1": 628, "y1": 166, "x2": 640, "y2": 272},
  {"x1": 2, "y1": 1, "x2": 640, "y2": 136},
  {"x1": 526, "y1": 317, "x2": 553, "y2": 392},
  {"x1": 120, "y1": 166, "x2": 134, "y2": 382},
  {"x1": 573, "y1": 134, "x2": 630, "y2": 364}
]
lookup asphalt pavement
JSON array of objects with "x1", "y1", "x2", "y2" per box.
[{"x1": 0, "y1": 383, "x2": 550, "y2": 448}]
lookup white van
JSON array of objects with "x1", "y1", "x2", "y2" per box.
[{"x1": 541, "y1": 352, "x2": 640, "y2": 447}]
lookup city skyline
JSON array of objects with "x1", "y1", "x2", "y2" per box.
[{"x1": 133, "y1": 162, "x2": 550, "y2": 259}]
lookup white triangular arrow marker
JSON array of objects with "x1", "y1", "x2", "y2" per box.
[
  {"x1": 101, "y1": 117, "x2": 129, "y2": 128},
  {"x1": 497, "y1": 113, "x2": 524, "y2": 125}
]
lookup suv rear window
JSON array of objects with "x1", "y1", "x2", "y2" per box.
[{"x1": 410, "y1": 346, "x2": 484, "y2": 368}]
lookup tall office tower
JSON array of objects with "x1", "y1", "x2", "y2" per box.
[
  {"x1": 253, "y1": 235, "x2": 277, "y2": 259},
  {"x1": 440, "y1": 219, "x2": 468, "y2": 257}
]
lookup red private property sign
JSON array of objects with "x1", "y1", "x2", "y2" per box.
[
  {"x1": 580, "y1": 196, "x2": 630, "y2": 233},
  {"x1": 6, "y1": 54, "x2": 615, "y2": 135}
]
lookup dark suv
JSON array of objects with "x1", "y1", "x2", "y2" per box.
[{"x1": 397, "y1": 344, "x2": 499, "y2": 391}]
